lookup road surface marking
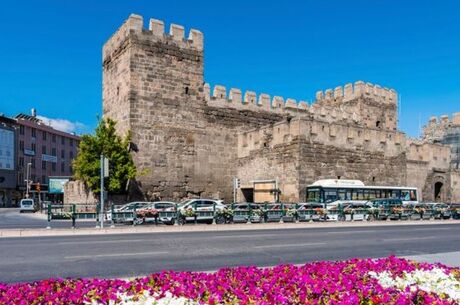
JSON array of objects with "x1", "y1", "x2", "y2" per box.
[
  {"x1": 65, "y1": 251, "x2": 168, "y2": 260},
  {"x1": 211, "y1": 234, "x2": 280, "y2": 239},
  {"x1": 324, "y1": 230, "x2": 377, "y2": 234},
  {"x1": 383, "y1": 236, "x2": 438, "y2": 242},
  {"x1": 59, "y1": 239, "x2": 146, "y2": 245},
  {"x1": 412, "y1": 227, "x2": 453, "y2": 231},
  {"x1": 254, "y1": 242, "x2": 326, "y2": 249}
]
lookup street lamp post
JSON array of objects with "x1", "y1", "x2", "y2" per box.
[{"x1": 25, "y1": 162, "x2": 32, "y2": 198}]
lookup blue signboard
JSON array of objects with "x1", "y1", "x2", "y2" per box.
[{"x1": 48, "y1": 178, "x2": 70, "y2": 194}]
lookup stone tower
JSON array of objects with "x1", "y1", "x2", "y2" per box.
[{"x1": 102, "y1": 14, "x2": 210, "y2": 200}]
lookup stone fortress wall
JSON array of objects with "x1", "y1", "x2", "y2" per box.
[
  {"x1": 102, "y1": 14, "x2": 459, "y2": 203},
  {"x1": 420, "y1": 113, "x2": 460, "y2": 202}
]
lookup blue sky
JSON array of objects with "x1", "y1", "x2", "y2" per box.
[{"x1": 0, "y1": 0, "x2": 459, "y2": 136}]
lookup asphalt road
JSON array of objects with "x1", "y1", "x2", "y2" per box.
[
  {"x1": 1, "y1": 223, "x2": 459, "y2": 283},
  {"x1": 0, "y1": 208, "x2": 115, "y2": 229}
]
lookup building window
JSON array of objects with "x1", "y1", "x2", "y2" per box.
[
  {"x1": 20, "y1": 141, "x2": 24, "y2": 150},
  {"x1": 31, "y1": 143, "x2": 36, "y2": 152},
  {"x1": 42, "y1": 175, "x2": 46, "y2": 184},
  {"x1": 69, "y1": 151, "x2": 74, "y2": 159},
  {"x1": 52, "y1": 147, "x2": 56, "y2": 156},
  {"x1": 52, "y1": 162, "x2": 56, "y2": 172},
  {"x1": 42, "y1": 131, "x2": 47, "y2": 141},
  {"x1": 42, "y1": 145, "x2": 46, "y2": 154},
  {"x1": 42, "y1": 160, "x2": 46, "y2": 170},
  {"x1": 31, "y1": 158, "x2": 36, "y2": 169},
  {"x1": 31, "y1": 174, "x2": 36, "y2": 182},
  {"x1": 18, "y1": 173, "x2": 24, "y2": 184},
  {"x1": 69, "y1": 165, "x2": 72, "y2": 173},
  {"x1": 52, "y1": 134, "x2": 56, "y2": 143},
  {"x1": 61, "y1": 162, "x2": 65, "y2": 172},
  {"x1": 70, "y1": 138, "x2": 73, "y2": 147},
  {"x1": 19, "y1": 125, "x2": 24, "y2": 135},
  {"x1": 61, "y1": 137, "x2": 65, "y2": 145},
  {"x1": 31, "y1": 128, "x2": 36, "y2": 138},
  {"x1": 61, "y1": 149, "x2": 65, "y2": 159},
  {"x1": 19, "y1": 157, "x2": 24, "y2": 167}
]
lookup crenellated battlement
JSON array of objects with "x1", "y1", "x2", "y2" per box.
[
  {"x1": 238, "y1": 117, "x2": 406, "y2": 158},
  {"x1": 427, "y1": 112, "x2": 460, "y2": 126},
  {"x1": 423, "y1": 112, "x2": 460, "y2": 145},
  {"x1": 315, "y1": 81, "x2": 397, "y2": 104},
  {"x1": 204, "y1": 82, "x2": 384, "y2": 126},
  {"x1": 103, "y1": 14, "x2": 203, "y2": 62},
  {"x1": 205, "y1": 83, "x2": 309, "y2": 115}
]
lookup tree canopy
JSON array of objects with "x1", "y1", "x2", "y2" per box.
[{"x1": 73, "y1": 118, "x2": 137, "y2": 195}]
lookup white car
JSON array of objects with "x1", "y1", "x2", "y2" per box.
[
  {"x1": 177, "y1": 199, "x2": 226, "y2": 224},
  {"x1": 111, "y1": 201, "x2": 151, "y2": 223},
  {"x1": 19, "y1": 199, "x2": 36, "y2": 213},
  {"x1": 136, "y1": 201, "x2": 177, "y2": 225}
]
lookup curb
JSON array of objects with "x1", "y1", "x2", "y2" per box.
[{"x1": 0, "y1": 220, "x2": 459, "y2": 238}]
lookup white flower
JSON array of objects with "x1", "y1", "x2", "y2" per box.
[
  {"x1": 369, "y1": 268, "x2": 460, "y2": 302},
  {"x1": 87, "y1": 291, "x2": 199, "y2": 305}
]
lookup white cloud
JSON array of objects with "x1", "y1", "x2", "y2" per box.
[{"x1": 37, "y1": 115, "x2": 86, "y2": 134}]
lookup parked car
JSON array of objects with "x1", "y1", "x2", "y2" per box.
[
  {"x1": 368, "y1": 198, "x2": 404, "y2": 220},
  {"x1": 135, "y1": 201, "x2": 177, "y2": 225},
  {"x1": 112, "y1": 201, "x2": 151, "y2": 223},
  {"x1": 19, "y1": 198, "x2": 37, "y2": 213},
  {"x1": 426, "y1": 202, "x2": 451, "y2": 219},
  {"x1": 177, "y1": 199, "x2": 227, "y2": 224},
  {"x1": 450, "y1": 203, "x2": 460, "y2": 219},
  {"x1": 406, "y1": 203, "x2": 433, "y2": 220},
  {"x1": 342, "y1": 202, "x2": 371, "y2": 221},
  {"x1": 296, "y1": 203, "x2": 326, "y2": 221},
  {"x1": 231, "y1": 203, "x2": 264, "y2": 223}
]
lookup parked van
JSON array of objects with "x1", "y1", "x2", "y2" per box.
[{"x1": 19, "y1": 199, "x2": 36, "y2": 213}]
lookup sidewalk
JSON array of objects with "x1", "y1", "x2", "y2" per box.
[{"x1": 0, "y1": 219, "x2": 458, "y2": 238}]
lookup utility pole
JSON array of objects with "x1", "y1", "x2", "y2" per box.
[
  {"x1": 25, "y1": 162, "x2": 32, "y2": 198},
  {"x1": 100, "y1": 155, "x2": 109, "y2": 229},
  {"x1": 100, "y1": 155, "x2": 105, "y2": 229}
]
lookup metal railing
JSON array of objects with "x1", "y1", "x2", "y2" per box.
[{"x1": 44, "y1": 203, "x2": 460, "y2": 229}]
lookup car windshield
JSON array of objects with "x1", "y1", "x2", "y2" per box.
[
  {"x1": 21, "y1": 200, "x2": 33, "y2": 206},
  {"x1": 178, "y1": 200, "x2": 193, "y2": 208},
  {"x1": 120, "y1": 202, "x2": 145, "y2": 211}
]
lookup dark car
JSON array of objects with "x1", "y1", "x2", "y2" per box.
[{"x1": 369, "y1": 198, "x2": 404, "y2": 220}]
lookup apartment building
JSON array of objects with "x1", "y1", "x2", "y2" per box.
[
  {"x1": 0, "y1": 115, "x2": 18, "y2": 207},
  {"x1": 15, "y1": 110, "x2": 80, "y2": 202}
]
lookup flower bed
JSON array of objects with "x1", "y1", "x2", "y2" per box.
[{"x1": 1, "y1": 257, "x2": 459, "y2": 304}]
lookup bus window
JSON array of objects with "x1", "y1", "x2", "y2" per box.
[
  {"x1": 401, "y1": 190, "x2": 411, "y2": 201},
  {"x1": 363, "y1": 190, "x2": 370, "y2": 200},
  {"x1": 382, "y1": 190, "x2": 389, "y2": 198},
  {"x1": 307, "y1": 188, "x2": 320, "y2": 202},
  {"x1": 324, "y1": 188, "x2": 338, "y2": 203},
  {"x1": 410, "y1": 190, "x2": 417, "y2": 201},
  {"x1": 338, "y1": 189, "x2": 347, "y2": 200},
  {"x1": 368, "y1": 190, "x2": 376, "y2": 200}
]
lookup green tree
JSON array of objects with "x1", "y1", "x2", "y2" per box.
[{"x1": 73, "y1": 118, "x2": 137, "y2": 195}]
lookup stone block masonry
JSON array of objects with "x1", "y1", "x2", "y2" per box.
[{"x1": 102, "y1": 13, "x2": 458, "y2": 203}]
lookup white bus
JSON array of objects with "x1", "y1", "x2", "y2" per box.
[{"x1": 306, "y1": 179, "x2": 418, "y2": 206}]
